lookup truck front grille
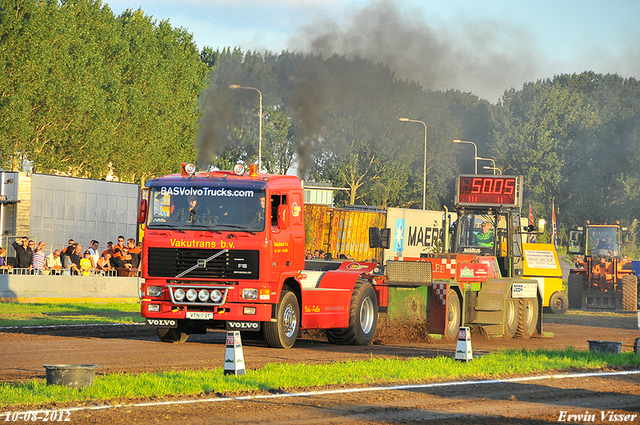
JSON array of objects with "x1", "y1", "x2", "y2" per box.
[{"x1": 147, "y1": 248, "x2": 259, "y2": 279}]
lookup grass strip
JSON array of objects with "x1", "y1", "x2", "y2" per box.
[
  {"x1": 0, "y1": 302, "x2": 143, "y2": 326},
  {"x1": 2, "y1": 348, "x2": 639, "y2": 408}
]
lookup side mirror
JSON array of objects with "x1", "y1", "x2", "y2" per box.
[
  {"x1": 138, "y1": 199, "x2": 148, "y2": 224},
  {"x1": 369, "y1": 227, "x2": 391, "y2": 249},
  {"x1": 277, "y1": 204, "x2": 289, "y2": 230},
  {"x1": 537, "y1": 219, "x2": 546, "y2": 234}
]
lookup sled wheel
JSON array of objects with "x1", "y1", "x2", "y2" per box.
[
  {"x1": 516, "y1": 297, "x2": 538, "y2": 339},
  {"x1": 549, "y1": 291, "x2": 569, "y2": 314},
  {"x1": 327, "y1": 279, "x2": 378, "y2": 345},
  {"x1": 443, "y1": 290, "x2": 461, "y2": 340},
  {"x1": 264, "y1": 289, "x2": 300, "y2": 349},
  {"x1": 503, "y1": 294, "x2": 519, "y2": 338}
]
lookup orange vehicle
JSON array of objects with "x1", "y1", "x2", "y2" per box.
[{"x1": 567, "y1": 222, "x2": 638, "y2": 311}]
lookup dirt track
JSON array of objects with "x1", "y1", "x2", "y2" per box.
[{"x1": 1, "y1": 310, "x2": 639, "y2": 423}]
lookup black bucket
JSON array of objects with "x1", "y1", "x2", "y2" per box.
[
  {"x1": 634, "y1": 338, "x2": 640, "y2": 355},
  {"x1": 44, "y1": 365, "x2": 97, "y2": 389},
  {"x1": 587, "y1": 340, "x2": 622, "y2": 355}
]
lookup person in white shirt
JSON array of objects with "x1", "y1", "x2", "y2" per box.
[
  {"x1": 87, "y1": 240, "x2": 100, "y2": 268},
  {"x1": 44, "y1": 250, "x2": 62, "y2": 274}
]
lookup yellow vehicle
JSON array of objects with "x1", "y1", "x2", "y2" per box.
[
  {"x1": 522, "y1": 243, "x2": 567, "y2": 314},
  {"x1": 451, "y1": 175, "x2": 566, "y2": 315}
]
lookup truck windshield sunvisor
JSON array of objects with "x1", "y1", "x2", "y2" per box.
[{"x1": 147, "y1": 186, "x2": 267, "y2": 232}]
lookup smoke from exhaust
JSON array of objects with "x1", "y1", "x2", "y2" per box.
[
  {"x1": 289, "y1": 0, "x2": 544, "y2": 103},
  {"x1": 197, "y1": 0, "x2": 548, "y2": 176}
]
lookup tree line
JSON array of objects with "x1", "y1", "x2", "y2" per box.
[{"x1": 2, "y1": 1, "x2": 640, "y2": 243}]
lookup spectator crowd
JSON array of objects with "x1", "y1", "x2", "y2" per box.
[{"x1": 1, "y1": 236, "x2": 142, "y2": 276}]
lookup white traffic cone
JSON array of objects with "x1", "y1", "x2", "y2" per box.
[
  {"x1": 455, "y1": 326, "x2": 473, "y2": 362},
  {"x1": 223, "y1": 331, "x2": 246, "y2": 375}
]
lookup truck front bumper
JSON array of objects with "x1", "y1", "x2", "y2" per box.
[{"x1": 141, "y1": 299, "x2": 273, "y2": 323}]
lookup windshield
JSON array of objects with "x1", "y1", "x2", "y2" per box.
[
  {"x1": 587, "y1": 227, "x2": 619, "y2": 257},
  {"x1": 147, "y1": 186, "x2": 266, "y2": 232},
  {"x1": 455, "y1": 213, "x2": 496, "y2": 254}
]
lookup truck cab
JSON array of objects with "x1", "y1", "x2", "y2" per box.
[{"x1": 139, "y1": 163, "x2": 379, "y2": 348}]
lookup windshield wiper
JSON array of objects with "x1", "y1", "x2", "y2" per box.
[
  {"x1": 216, "y1": 224, "x2": 259, "y2": 234},
  {"x1": 184, "y1": 223, "x2": 222, "y2": 234},
  {"x1": 149, "y1": 223, "x2": 185, "y2": 233}
]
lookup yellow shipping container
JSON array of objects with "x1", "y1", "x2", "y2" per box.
[{"x1": 304, "y1": 205, "x2": 386, "y2": 262}]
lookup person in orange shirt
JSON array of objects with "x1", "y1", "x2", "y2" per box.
[
  {"x1": 126, "y1": 238, "x2": 141, "y2": 270},
  {"x1": 102, "y1": 241, "x2": 114, "y2": 258},
  {"x1": 114, "y1": 236, "x2": 125, "y2": 256}
]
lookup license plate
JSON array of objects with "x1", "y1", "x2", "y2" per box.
[{"x1": 186, "y1": 311, "x2": 213, "y2": 320}]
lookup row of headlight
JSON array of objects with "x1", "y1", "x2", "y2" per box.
[{"x1": 173, "y1": 288, "x2": 224, "y2": 303}]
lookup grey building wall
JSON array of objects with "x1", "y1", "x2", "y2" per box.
[{"x1": 26, "y1": 174, "x2": 140, "y2": 256}]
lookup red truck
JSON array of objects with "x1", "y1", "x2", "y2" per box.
[{"x1": 139, "y1": 163, "x2": 379, "y2": 348}]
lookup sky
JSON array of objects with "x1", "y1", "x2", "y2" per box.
[{"x1": 105, "y1": 0, "x2": 640, "y2": 102}]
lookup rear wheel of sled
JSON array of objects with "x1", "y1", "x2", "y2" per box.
[
  {"x1": 444, "y1": 290, "x2": 461, "y2": 340},
  {"x1": 503, "y1": 294, "x2": 519, "y2": 338},
  {"x1": 516, "y1": 297, "x2": 538, "y2": 339},
  {"x1": 264, "y1": 288, "x2": 300, "y2": 349},
  {"x1": 157, "y1": 326, "x2": 189, "y2": 344},
  {"x1": 327, "y1": 279, "x2": 378, "y2": 345}
]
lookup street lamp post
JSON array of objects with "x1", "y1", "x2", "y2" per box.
[
  {"x1": 399, "y1": 118, "x2": 427, "y2": 210},
  {"x1": 229, "y1": 84, "x2": 263, "y2": 171},
  {"x1": 483, "y1": 165, "x2": 502, "y2": 175},
  {"x1": 452, "y1": 140, "x2": 478, "y2": 174},
  {"x1": 477, "y1": 157, "x2": 496, "y2": 174}
]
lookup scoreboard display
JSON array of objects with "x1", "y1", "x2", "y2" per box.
[{"x1": 455, "y1": 175, "x2": 522, "y2": 208}]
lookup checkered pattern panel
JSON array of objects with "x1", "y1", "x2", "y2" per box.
[
  {"x1": 438, "y1": 258, "x2": 457, "y2": 278},
  {"x1": 432, "y1": 282, "x2": 448, "y2": 305}
]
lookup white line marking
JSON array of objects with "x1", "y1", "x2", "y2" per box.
[{"x1": 16, "y1": 369, "x2": 640, "y2": 414}]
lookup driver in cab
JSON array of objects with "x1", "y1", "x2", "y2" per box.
[
  {"x1": 174, "y1": 195, "x2": 207, "y2": 223},
  {"x1": 475, "y1": 221, "x2": 494, "y2": 248},
  {"x1": 597, "y1": 236, "x2": 614, "y2": 255}
]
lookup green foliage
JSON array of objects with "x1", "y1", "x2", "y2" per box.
[
  {"x1": 2, "y1": 348, "x2": 638, "y2": 408},
  {"x1": 0, "y1": 302, "x2": 143, "y2": 326},
  {"x1": 493, "y1": 73, "x2": 640, "y2": 247},
  {"x1": 0, "y1": 1, "x2": 207, "y2": 183}
]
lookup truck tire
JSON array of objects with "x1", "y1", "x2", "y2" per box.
[
  {"x1": 549, "y1": 291, "x2": 569, "y2": 315},
  {"x1": 327, "y1": 279, "x2": 378, "y2": 345},
  {"x1": 568, "y1": 274, "x2": 584, "y2": 309},
  {"x1": 157, "y1": 327, "x2": 189, "y2": 344},
  {"x1": 503, "y1": 295, "x2": 519, "y2": 338},
  {"x1": 444, "y1": 290, "x2": 461, "y2": 340},
  {"x1": 264, "y1": 289, "x2": 300, "y2": 349},
  {"x1": 621, "y1": 274, "x2": 638, "y2": 311},
  {"x1": 516, "y1": 297, "x2": 538, "y2": 339}
]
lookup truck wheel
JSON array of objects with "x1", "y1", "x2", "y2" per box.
[
  {"x1": 621, "y1": 275, "x2": 638, "y2": 311},
  {"x1": 157, "y1": 327, "x2": 189, "y2": 343},
  {"x1": 503, "y1": 295, "x2": 519, "y2": 338},
  {"x1": 549, "y1": 291, "x2": 569, "y2": 314},
  {"x1": 568, "y1": 274, "x2": 584, "y2": 309},
  {"x1": 444, "y1": 290, "x2": 461, "y2": 340},
  {"x1": 516, "y1": 297, "x2": 538, "y2": 339},
  {"x1": 264, "y1": 289, "x2": 300, "y2": 349},
  {"x1": 327, "y1": 280, "x2": 378, "y2": 345}
]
